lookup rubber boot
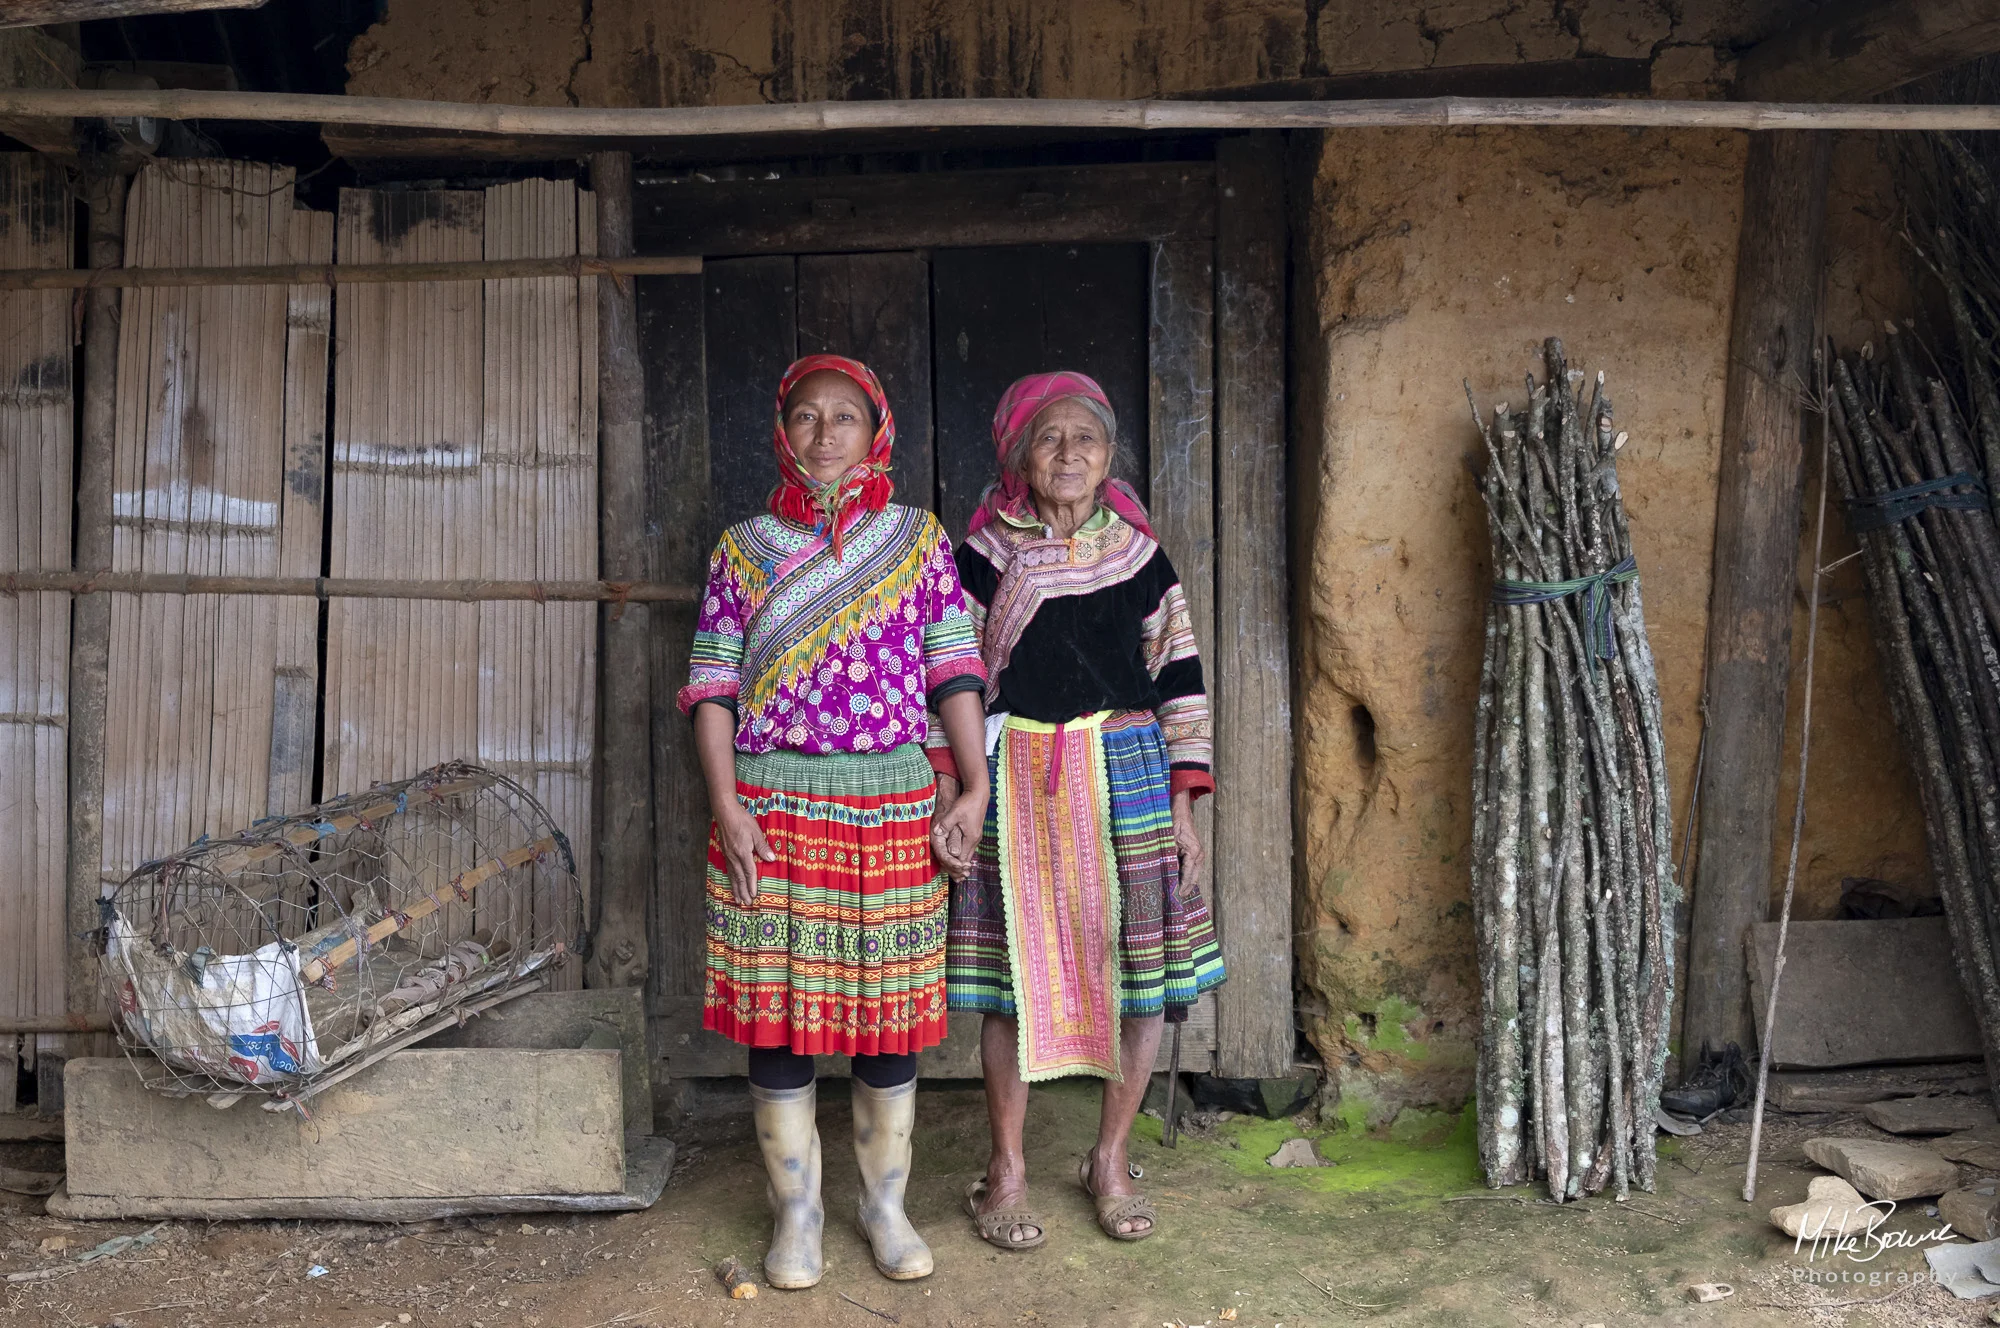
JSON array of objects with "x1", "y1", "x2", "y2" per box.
[
  {"x1": 850, "y1": 1078, "x2": 934, "y2": 1279},
  {"x1": 750, "y1": 1082, "x2": 825, "y2": 1289}
]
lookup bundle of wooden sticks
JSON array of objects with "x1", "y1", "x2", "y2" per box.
[{"x1": 1466, "y1": 340, "x2": 1677, "y2": 1200}]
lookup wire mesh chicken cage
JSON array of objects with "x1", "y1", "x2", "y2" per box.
[{"x1": 99, "y1": 761, "x2": 583, "y2": 1111}]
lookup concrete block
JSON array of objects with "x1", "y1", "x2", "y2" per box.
[
  {"x1": 1748, "y1": 919, "x2": 1981, "y2": 1067},
  {"x1": 418, "y1": 988, "x2": 650, "y2": 1134},
  {"x1": 65, "y1": 1050, "x2": 623, "y2": 1207}
]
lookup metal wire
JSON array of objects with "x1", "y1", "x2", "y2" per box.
[{"x1": 98, "y1": 761, "x2": 584, "y2": 1106}]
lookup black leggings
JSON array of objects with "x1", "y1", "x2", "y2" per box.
[{"x1": 747, "y1": 1046, "x2": 916, "y2": 1091}]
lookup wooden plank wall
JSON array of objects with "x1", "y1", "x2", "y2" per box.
[
  {"x1": 0, "y1": 155, "x2": 73, "y2": 1109},
  {"x1": 327, "y1": 180, "x2": 597, "y2": 983},
  {"x1": 99, "y1": 161, "x2": 331, "y2": 900}
]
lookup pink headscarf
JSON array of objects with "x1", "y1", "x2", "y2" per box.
[{"x1": 967, "y1": 371, "x2": 1154, "y2": 538}]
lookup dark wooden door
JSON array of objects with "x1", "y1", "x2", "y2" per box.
[{"x1": 635, "y1": 151, "x2": 1292, "y2": 1081}]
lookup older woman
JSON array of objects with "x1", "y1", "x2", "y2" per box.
[
  {"x1": 681, "y1": 354, "x2": 990, "y2": 1288},
  {"x1": 928, "y1": 371, "x2": 1226, "y2": 1248}
]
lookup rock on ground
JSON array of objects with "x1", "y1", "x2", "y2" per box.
[
  {"x1": 1267, "y1": 1137, "x2": 1326, "y2": 1168},
  {"x1": 1943, "y1": 1184, "x2": 2000, "y2": 1242},
  {"x1": 1803, "y1": 1136, "x2": 1960, "y2": 1201},
  {"x1": 1768, "y1": 1175, "x2": 1877, "y2": 1239}
]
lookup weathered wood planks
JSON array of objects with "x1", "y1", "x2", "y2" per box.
[
  {"x1": 1682, "y1": 132, "x2": 1834, "y2": 1059},
  {"x1": 1212, "y1": 136, "x2": 1296, "y2": 1079},
  {"x1": 99, "y1": 161, "x2": 332, "y2": 919},
  {"x1": 326, "y1": 180, "x2": 599, "y2": 984},
  {"x1": 0, "y1": 154, "x2": 73, "y2": 1109}
]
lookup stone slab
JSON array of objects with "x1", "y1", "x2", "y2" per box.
[
  {"x1": 1943, "y1": 1184, "x2": 2000, "y2": 1242},
  {"x1": 1803, "y1": 1136, "x2": 1961, "y2": 1201},
  {"x1": 64, "y1": 1051, "x2": 623, "y2": 1204},
  {"x1": 1864, "y1": 1095, "x2": 1996, "y2": 1136},
  {"x1": 1748, "y1": 919, "x2": 1983, "y2": 1068},
  {"x1": 417, "y1": 988, "x2": 651, "y2": 1135},
  {"x1": 1770, "y1": 1063, "x2": 1989, "y2": 1112}
]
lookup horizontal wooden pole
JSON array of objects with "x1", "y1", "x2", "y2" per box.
[
  {"x1": 1, "y1": 570, "x2": 698, "y2": 604},
  {"x1": 0, "y1": 1013, "x2": 112, "y2": 1035},
  {"x1": 0, "y1": 88, "x2": 1995, "y2": 136},
  {"x1": 0, "y1": 254, "x2": 701, "y2": 291}
]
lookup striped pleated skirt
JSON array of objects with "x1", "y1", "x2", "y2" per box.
[
  {"x1": 702, "y1": 743, "x2": 948, "y2": 1056},
  {"x1": 945, "y1": 710, "x2": 1226, "y2": 1067}
]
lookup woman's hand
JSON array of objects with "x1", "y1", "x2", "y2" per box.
[
  {"x1": 931, "y1": 773, "x2": 987, "y2": 880},
  {"x1": 931, "y1": 690, "x2": 992, "y2": 882},
  {"x1": 717, "y1": 802, "x2": 776, "y2": 907},
  {"x1": 692, "y1": 701, "x2": 774, "y2": 907},
  {"x1": 1171, "y1": 790, "x2": 1206, "y2": 893}
]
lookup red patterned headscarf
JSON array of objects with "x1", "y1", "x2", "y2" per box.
[
  {"x1": 968, "y1": 370, "x2": 1154, "y2": 538},
  {"x1": 769, "y1": 354, "x2": 895, "y2": 557}
]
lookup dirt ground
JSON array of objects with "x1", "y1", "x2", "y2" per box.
[{"x1": 4, "y1": 1081, "x2": 1998, "y2": 1328}]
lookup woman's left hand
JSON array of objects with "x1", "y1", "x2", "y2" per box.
[
  {"x1": 1171, "y1": 790, "x2": 1206, "y2": 892},
  {"x1": 932, "y1": 778, "x2": 988, "y2": 881}
]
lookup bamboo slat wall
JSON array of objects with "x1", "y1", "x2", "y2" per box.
[
  {"x1": 327, "y1": 180, "x2": 597, "y2": 984},
  {"x1": 99, "y1": 161, "x2": 333, "y2": 897},
  {"x1": 0, "y1": 155, "x2": 73, "y2": 1107}
]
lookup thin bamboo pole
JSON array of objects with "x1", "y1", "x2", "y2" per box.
[
  {"x1": 0, "y1": 253, "x2": 699, "y2": 291},
  {"x1": 2, "y1": 87, "x2": 2000, "y2": 134},
  {"x1": 1, "y1": 571, "x2": 697, "y2": 601}
]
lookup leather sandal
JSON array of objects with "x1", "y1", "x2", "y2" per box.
[
  {"x1": 1079, "y1": 1151, "x2": 1156, "y2": 1241},
  {"x1": 964, "y1": 1176, "x2": 1047, "y2": 1250}
]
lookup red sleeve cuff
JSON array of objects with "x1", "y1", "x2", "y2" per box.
[
  {"x1": 926, "y1": 746, "x2": 962, "y2": 783},
  {"x1": 1170, "y1": 768, "x2": 1214, "y2": 801}
]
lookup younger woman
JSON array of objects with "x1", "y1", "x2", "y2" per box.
[{"x1": 680, "y1": 355, "x2": 989, "y2": 1288}]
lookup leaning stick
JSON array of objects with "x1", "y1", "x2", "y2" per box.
[{"x1": 298, "y1": 838, "x2": 557, "y2": 984}]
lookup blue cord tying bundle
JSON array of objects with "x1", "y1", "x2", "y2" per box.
[
  {"x1": 1843, "y1": 472, "x2": 1988, "y2": 533},
  {"x1": 1491, "y1": 554, "x2": 1639, "y2": 666}
]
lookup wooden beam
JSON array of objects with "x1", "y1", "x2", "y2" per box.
[
  {"x1": 1212, "y1": 135, "x2": 1296, "y2": 1079},
  {"x1": 587, "y1": 151, "x2": 654, "y2": 995},
  {"x1": 64, "y1": 171, "x2": 121, "y2": 1075},
  {"x1": 2, "y1": 1, "x2": 263, "y2": 30},
  {"x1": 0, "y1": 254, "x2": 700, "y2": 291},
  {"x1": 1682, "y1": 131, "x2": 1834, "y2": 1062},
  {"x1": 3, "y1": 87, "x2": 2000, "y2": 138},
  {"x1": 1738, "y1": 0, "x2": 2000, "y2": 102},
  {"x1": 635, "y1": 163, "x2": 1215, "y2": 256}
]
